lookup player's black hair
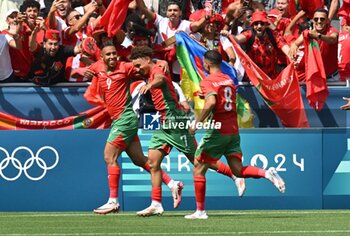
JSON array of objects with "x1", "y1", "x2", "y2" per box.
[
  {"x1": 101, "y1": 41, "x2": 115, "y2": 50},
  {"x1": 129, "y1": 46, "x2": 153, "y2": 60},
  {"x1": 204, "y1": 50, "x2": 222, "y2": 66},
  {"x1": 125, "y1": 13, "x2": 144, "y2": 27},
  {"x1": 166, "y1": 1, "x2": 182, "y2": 10},
  {"x1": 314, "y1": 7, "x2": 328, "y2": 16},
  {"x1": 20, "y1": 0, "x2": 41, "y2": 12}
]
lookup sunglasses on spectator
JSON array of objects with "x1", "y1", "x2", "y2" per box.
[
  {"x1": 313, "y1": 17, "x2": 326, "y2": 22},
  {"x1": 253, "y1": 21, "x2": 266, "y2": 26}
]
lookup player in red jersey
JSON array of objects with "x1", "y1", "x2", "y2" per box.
[
  {"x1": 87, "y1": 42, "x2": 182, "y2": 214},
  {"x1": 129, "y1": 46, "x2": 246, "y2": 217},
  {"x1": 185, "y1": 50, "x2": 285, "y2": 219}
]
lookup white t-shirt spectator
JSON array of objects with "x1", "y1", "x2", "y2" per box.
[
  {"x1": 0, "y1": 34, "x2": 14, "y2": 81},
  {"x1": 153, "y1": 14, "x2": 198, "y2": 75},
  {"x1": 153, "y1": 14, "x2": 192, "y2": 44}
]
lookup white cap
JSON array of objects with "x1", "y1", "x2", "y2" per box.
[{"x1": 6, "y1": 9, "x2": 19, "y2": 18}]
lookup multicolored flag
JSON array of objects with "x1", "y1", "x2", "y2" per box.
[
  {"x1": 99, "y1": 0, "x2": 132, "y2": 37},
  {"x1": 236, "y1": 94, "x2": 254, "y2": 128},
  {"x1": 175, "y1": 31, "x2": 239, "y2": 114},
  {"x1": 303, "y1": 31, "x2": 328, "y2": 111},
  {"x1": 229, "y1": 35, "x2": 309, "y2": 127}
]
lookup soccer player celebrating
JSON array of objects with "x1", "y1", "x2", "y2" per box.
[
  {"x1": 87, "y1": 42, "x2": 182, "y2": 214},
  {"x1": 185, "y1": 50, "x2": 285, "y2": 220},
  {"x1": 129, "y1": 46, "x2": 246, "y2": 217}
]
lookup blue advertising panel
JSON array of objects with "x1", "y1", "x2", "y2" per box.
[
  {"x1": 122, "y1": 129, "x2": 323, "y2": 211},
  {"x1": 0, "y1": 129, "x2": 349, "y2": 211},
  {"x1": 322, "y1": 129, "x2": 350, "y2": 208},
  {"x1": 0, "y1": 130, "x2": 111, "y2": 211}
]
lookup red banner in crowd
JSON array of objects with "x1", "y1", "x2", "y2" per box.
[
  {"x1": 289, "y1": 0, "x2": 324, "y2": 18},
  {"x1": 303, "y1": 31, "x2": 328, "y2": 111},
  {"x1": 99, "y1": 0, "x2": 132, "y2": 37},
  {"x1": 0, "y1": 106, "x2": 111, "y2": 130},
  {"x1": 229, "y1": 35, "x2": 309, "y2": 128},
  {"x1": 338, "y1": 0, "x2": 350, "y2": 18}
]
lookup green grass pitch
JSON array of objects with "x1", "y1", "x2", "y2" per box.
[{"x1": 1, "y1": 210, "x2": 350, "y2": 235}]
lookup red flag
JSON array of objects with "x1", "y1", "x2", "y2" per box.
[
  {"x1": 99, "y1": 0, "x2": 132, "y2": 37},
  {"x1": 303, "y1": 31, "x2": 328, "y2": 111},
  {"x1": 229, "y1": 35, "x2": 309, "y2": 127},
  {"x1": 338, "y1": 1, "x2": 350, "y2": 18},
  {"x1": 299, "y1": 0, "x2": 324, "y2": 18},
  {"x1": 84, "y1": 76, "x2": 105, "y2": 107},
  {"x1": 288, "y1": 0, "x2": 297, "y2": 18},
  {"x1": 289, "y1": 0, "x2": 324, "y2": 18}
]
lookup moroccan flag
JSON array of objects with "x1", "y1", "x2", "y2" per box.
[
  {"x1": 99, "y1": 0, "x2": 132, "y2": 37},
  {"x1": 288, "y1": 0, "x2": 298, "y2": 17},
  {"x1": 175, "y1": 31, "x2": 238, "y2": 115},
  {"x1": 229, "y1": 35, "x2": 309, "y2": 127},
  {"x1": 303, "y1": 31, "x2": 328, "y2": 111}
]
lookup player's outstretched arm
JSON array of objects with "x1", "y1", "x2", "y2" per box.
[{"x1": 340, "y1": 97, "x2": 350, "y2": 110}]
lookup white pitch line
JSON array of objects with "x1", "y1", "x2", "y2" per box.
[
  {"x1": 1, "y1": 230, "x2": 350, "y2": 236},
  {"x1": 1, "y1": 210, "x2": 350, "y2": 218}
]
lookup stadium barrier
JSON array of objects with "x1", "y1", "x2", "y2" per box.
[
  {"x1": 0, "y1": 84, "x2": 349, "y2": 211},
  {"x1": 0, "y1": 128, "x2": 349, "y2": 211},
  {"x1": 0, "y1": 83, "x2": 348, "y2": 127}
]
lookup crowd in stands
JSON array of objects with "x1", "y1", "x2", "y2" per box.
[{"x1": 0, "y1": 0, "x2": 349, "y2": 86}]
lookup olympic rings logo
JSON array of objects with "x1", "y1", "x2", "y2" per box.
[{"x1": 0, "y1": 146, "x2": 59, "y2": 181}]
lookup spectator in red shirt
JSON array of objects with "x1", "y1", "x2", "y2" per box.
[
  {"x1": 267, "y1": 0, "x2": 291, "y2": 71},
  {"x1": 62, "y1": 2, "x2": 97, "y2": 46},
  {"x1": 225, "y1": 0, "x2": 265, "y2": 28},
  {"x1": 338, "y1": 17, "x2": 350, "y2": 82},
  {"x1": 3, "y1": 1, "x2": 45, "y2": 81},
  {"x1": 65, "y1": 37, "x2": 99, "y2": 82},
  {"x1": 47, "y1": 0, "x2": 72, "y2": 34},
  {"x1": 230, "y1": 11, "x2": 290, "y2": 79},
  {"x1": 283, "y1": 10, "x2": 308, "y2": 82},
  {"x1": 289, "y1": 8, "x2": 339, "y2": 81}
]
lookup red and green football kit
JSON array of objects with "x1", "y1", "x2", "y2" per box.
[
  {"x1": 148, "y1": 65, "x2": 196, "y2": 155},
  {"x1": 196, "y1": 71, "x2": 242, "y2": 164},
  {"x1": 90, "y1": 60, "x2": 139, "y2": 150}
]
